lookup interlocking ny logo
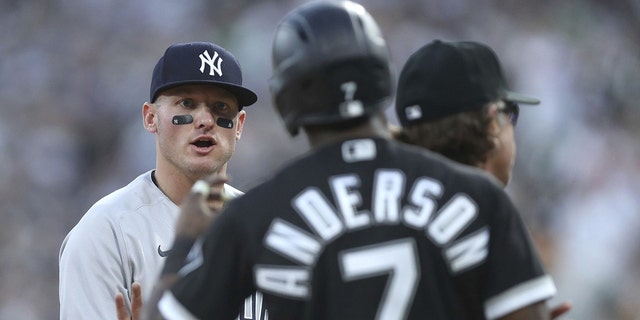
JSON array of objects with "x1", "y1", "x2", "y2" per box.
[{"x1": 199, "y1": 50, "x2": 223, "y2": 77}]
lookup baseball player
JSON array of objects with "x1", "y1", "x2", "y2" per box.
[
  {"x1": 393, "y1": 39, "x2": 538, "y2": 187},
  {"x1": 393, "y1": 39, "x2": 572, "y2": 318},
  {"x1": 151, "y1": 1, "x2": 557, "y2": 319},
  {"x1": 58, "y1": 41, "x2": 268, "y2": 320}
]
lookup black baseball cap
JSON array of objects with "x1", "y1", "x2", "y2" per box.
[
  {"x1": 150, "y1": 42, "x2": 257, "y2": 108},
  {"x1": 395, "y1": 40, "x2": 539, "y2": 126}
]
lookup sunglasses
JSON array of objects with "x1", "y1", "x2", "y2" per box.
[{"x1": 497, "y1": 101, "x2": 520, "y2": 126}]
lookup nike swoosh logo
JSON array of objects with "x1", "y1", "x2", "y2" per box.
[{"x1": 157, "y1": 244, "x2": 172, "y2": 257}]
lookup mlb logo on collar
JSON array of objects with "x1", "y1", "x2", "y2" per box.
[{"x1": 149, "y1": 41, "x2": 258, "y2": 108}]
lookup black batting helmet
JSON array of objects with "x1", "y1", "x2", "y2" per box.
[{"x1": 270, "y1": 0, "x2": 393, "y2": 136}]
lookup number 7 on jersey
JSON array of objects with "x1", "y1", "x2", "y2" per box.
[{"x1": 339, "y1": 238, "x2": 420, "y2": 320}]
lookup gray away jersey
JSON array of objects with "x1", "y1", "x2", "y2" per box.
[{"x1": 58, "y1": 170, "x2": 267, "y2": 319}]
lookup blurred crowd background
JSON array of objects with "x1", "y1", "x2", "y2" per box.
[{"x1": 1, "y1": 0, "x2": 639, "y2": 319}]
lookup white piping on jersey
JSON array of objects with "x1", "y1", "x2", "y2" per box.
[
  {"x1": 158, "y1": 291, "x2": 199, "y2": 320},
  {"x1": 177, "y1": 239, "x2": 204, "y2": 277},
  {"x1": 484, "y1": 275, "x2": 557, "y2": 319}
]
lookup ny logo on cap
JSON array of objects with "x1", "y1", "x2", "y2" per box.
[{"x1": 199, "y1": 50, "x2": 223, "y2": 77}]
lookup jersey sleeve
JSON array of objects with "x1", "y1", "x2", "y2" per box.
[
  {"x1": 482, "y1": 190, "x2": 557, "y2": 319},
  {"x1": 159, "y1": 202, "x2": 255, "y2": 319},
  {"x1": 59, "y1": 207, "x2": 131, "y2": 320}
]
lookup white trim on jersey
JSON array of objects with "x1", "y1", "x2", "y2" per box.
[
  {"x1": 159, "y1": 291, "x2": 199, "y2": 320},
  {"x1": 484, "y1": 275, "x2": 557, "y2": 319},
  {"x1": 177, "y1": 239, "x2": 204, "y2": 277}
]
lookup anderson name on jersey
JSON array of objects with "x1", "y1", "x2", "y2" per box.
[{"x1": 259, "y1": 168, "x2": 487, "y2": 298}]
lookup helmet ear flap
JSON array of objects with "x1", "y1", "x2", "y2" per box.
[{"x1": 270, "y1": 1, "x2": 393, "y2": 136}]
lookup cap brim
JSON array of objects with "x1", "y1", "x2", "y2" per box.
[
  {"x1": 216, "y1": 83, "x2": 258, "y2": 107},
  {"x1": 504, "y1": 91, "x2": 540, "y2": 105}
]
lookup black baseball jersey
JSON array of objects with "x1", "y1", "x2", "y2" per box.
[{"x1": 159, "y1": 137, "x2": 556, "y2": 320}]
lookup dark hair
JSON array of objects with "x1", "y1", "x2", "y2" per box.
[{"x1": 394, "y1": 105, "x2": 495, "y2": 166}]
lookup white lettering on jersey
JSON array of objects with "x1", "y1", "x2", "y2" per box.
[
  {"x1": 402, "y1": 177, "x2": 443, "y2": 229},
  {"x1": 240, "y1": 291, "x2": 267, "y2": 320},
  {"x1": 294, "y1": 187, "x2": 344, "y2": 241},
  {"x1": 264, "y1": 219, "x2": 321, "y2": 265},
  {"x1": 261, "y1": 170, "x2": 489, "y2": 300},
  {"x1": 372, "y1": 169, "x2": 404, "y2": 224},
  {"x1": 445, "y1": 227, "x2": 489, "y2": 273},
  {"x1": 428, "y1": 194, "x2": 477, "y2": 245},
  {"x1": 330, "y1": 174, "x2": 370, "y2": 230},
  {"x1": 339, "y1": 238, "x2": 419, "y2": 320},
  {"x1": 255, "y1": 265, "x2": 310, "y2": 298}
]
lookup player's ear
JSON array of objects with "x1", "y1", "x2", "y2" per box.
[
  {"x1": 235, "y1": 110, "x2": 246, "y2": 140},
  {"x1": 486, "y1": 103, "x2": 503, "y2": 135},
  {"x1": 143, "y1": 102, "x2": 158, "y2": 133},
  {"x1": 487, "y1": 102, "x2": 499, "y2": 115}
]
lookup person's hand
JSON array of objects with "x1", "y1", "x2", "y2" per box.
[
  {"x1": 175, "y1": 175, "x2": 229, "y2": 238},
  {"x1": 550, "y1": 301, "x2": 572, "y2": 319},
  {"x1": 114, "y1": 282, "x2": 142, "y2": 320}
]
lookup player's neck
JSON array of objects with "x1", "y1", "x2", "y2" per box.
[
  {"x1": 153, "y1": 163, "x2": 225, "y2": 205},
  {"x1": 152, "y1": 168, "x2": 191, "y2": 205},
  {"x1": 305, "y1": 113, "x2": 392, "y2": 148}
]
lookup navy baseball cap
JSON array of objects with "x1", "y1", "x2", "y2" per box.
[
  {"x1": 396, "y1": 40, "x2": 539, "y2": 126},
  {"x1": 150, "y1": 42, "x2": 257, "y2": 108}
]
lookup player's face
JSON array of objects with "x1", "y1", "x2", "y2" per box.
[
  {"x1": 484, "y1": 101, "x2": 517, "y2": 186},
  {"x1": 494, "y1": 103, "x2": 519, "y2": 186},
  {"x1": 145, "y1": 84, "x2": 245, "y2": 180}
]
